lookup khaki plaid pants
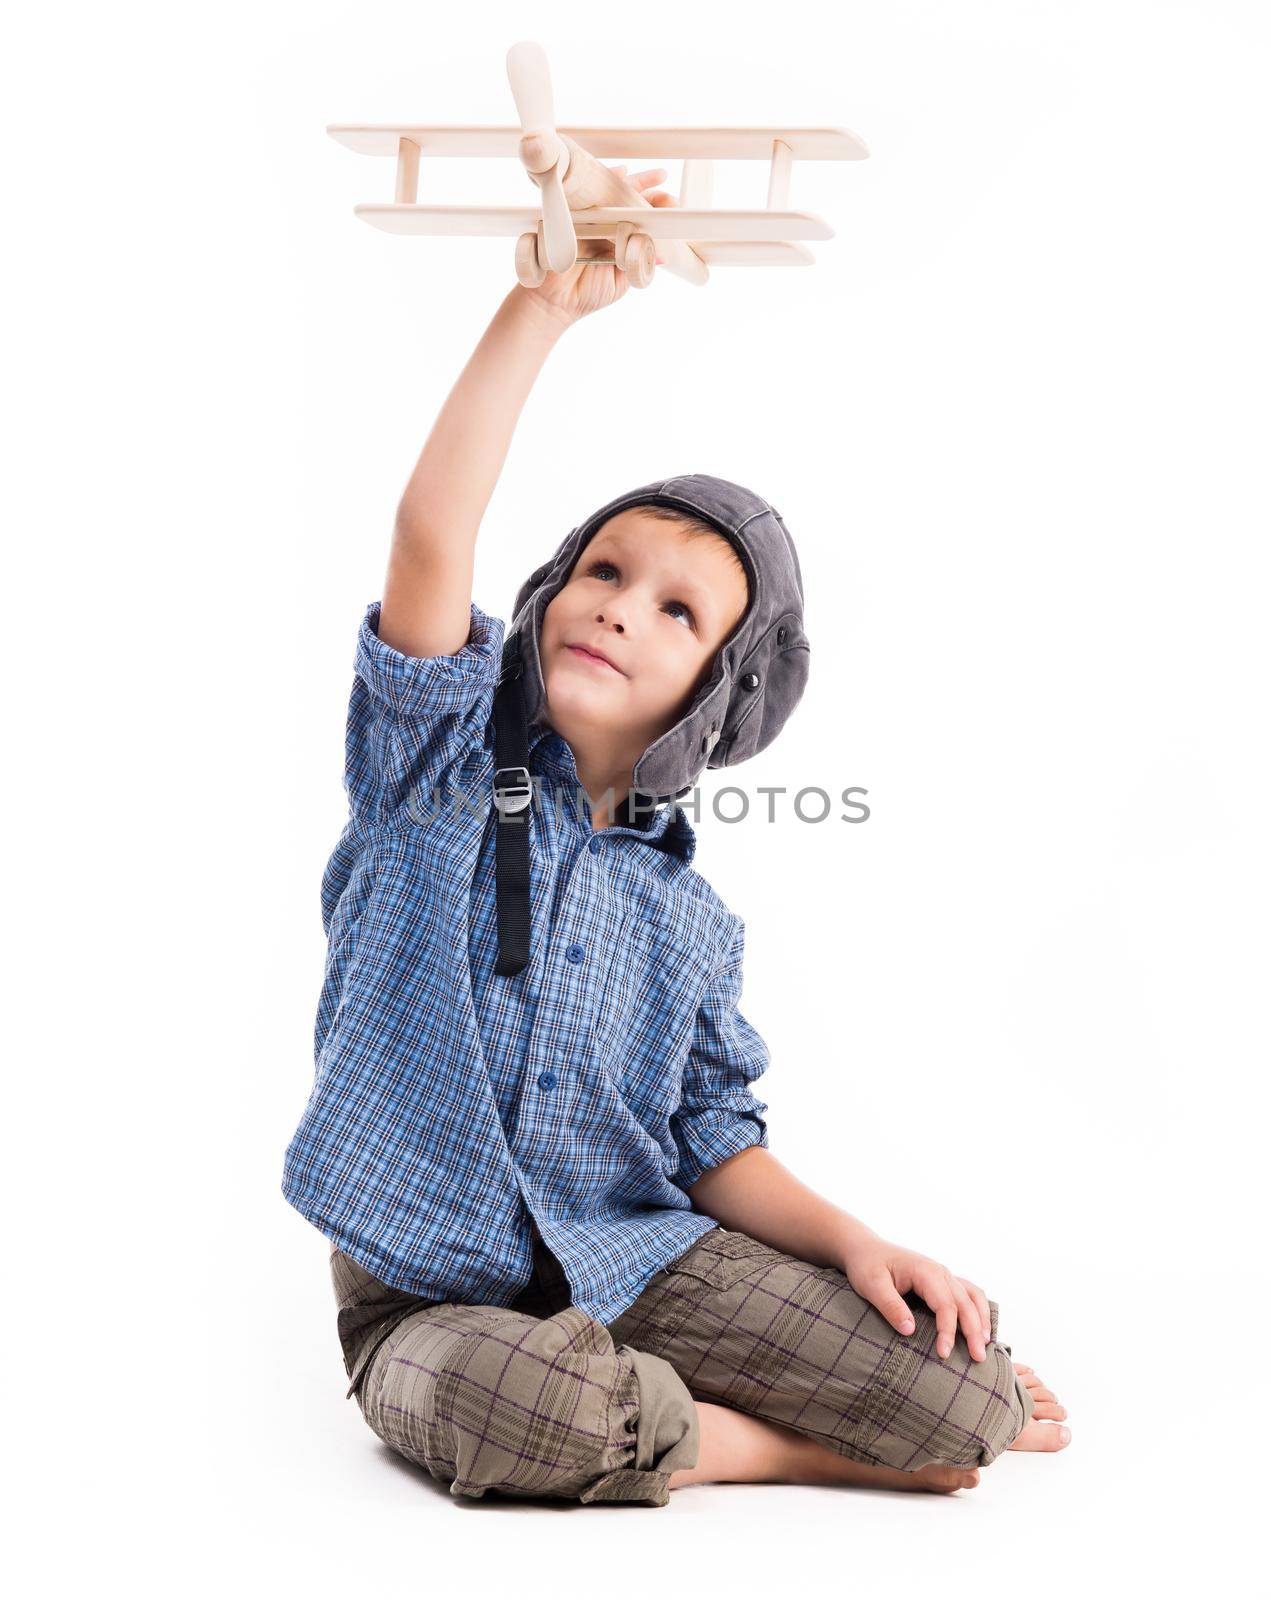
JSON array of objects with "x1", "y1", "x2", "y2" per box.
[{"x1": 331, "y1": 1222, "x2": 1034, "y2": 1508}]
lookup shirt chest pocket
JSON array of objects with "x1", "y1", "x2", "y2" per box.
[{"x1": 589, "y1": 917, "x2": 716, "y2": 1108}]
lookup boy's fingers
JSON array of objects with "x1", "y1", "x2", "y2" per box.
[
  {"x1": 959, "y1": 1278, "x2": 992, "y2": 1341},
  {"x1": 952, "y1": 1284, "x2": 986, "y2": 1363},
  {"x1": 866, "y1": 1273, "x2": 915, "y2": 1334},
  {"x1": 917, "y1": 1268, "x2": 958, "y2": 1358}
]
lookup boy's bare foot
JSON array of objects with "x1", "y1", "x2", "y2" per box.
[
  {"x1": 668, "y1": 1401, "x2": 983, "y2": 1495},
  {"x1": 1007, "y1": 1362, "x2": 1072, "y2": 1452}
]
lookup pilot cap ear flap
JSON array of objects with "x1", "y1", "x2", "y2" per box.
[{"x1": 715, "y1": 611, "x2": 811, "y2": 768}]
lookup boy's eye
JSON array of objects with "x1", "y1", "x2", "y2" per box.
[{"x1": 584, "y1": 560, "x2": 696, "y2": 630}]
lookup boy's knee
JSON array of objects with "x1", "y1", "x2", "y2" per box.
[
  {"x1": 434, "y1": 1307, "x2": 632, "y2": 1499},
  {"x1": 859, "y1": 1299, "x2": 1032, "y2": 1471},
  {"x1": 353, "y1": 1302, "x2": 732, "y2": 1504}
]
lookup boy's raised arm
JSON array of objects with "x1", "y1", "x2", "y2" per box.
[
  {"x1": 379, "y1": 286, "x2": 570, "y2": 662},
  {"x1": 378, "y1": 164, "x2": 680, "y2": 663}
]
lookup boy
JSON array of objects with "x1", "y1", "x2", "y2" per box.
[{"x1": 283, "y1": 164, "x2": 1069, "y2": 1507}]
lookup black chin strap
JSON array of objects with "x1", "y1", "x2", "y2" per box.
[
  {"x1": 489, "y1": 637, "x2": 681, "y2": 976},
  {"x1": 492, "y1": 639, "x2": 533, "y2": 977}
]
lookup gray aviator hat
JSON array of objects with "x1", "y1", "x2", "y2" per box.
[{"x1": 506, "y1": 473, "x2": 810, "y2": 806}]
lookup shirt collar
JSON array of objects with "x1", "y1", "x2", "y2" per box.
[{"x1": 527, "y1": 722, "x2": 697, "y2": 863}]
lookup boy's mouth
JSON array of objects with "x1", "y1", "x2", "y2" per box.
[{"x1": 565, "y1": 642, "x2": 624, "y2": 676}]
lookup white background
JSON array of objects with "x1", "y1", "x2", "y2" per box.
[{"x1": 10, "y1": 1, "x2": 1267, "y2": 1593}]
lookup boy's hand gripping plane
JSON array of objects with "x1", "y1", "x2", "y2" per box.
[{"x1": 328, "y1": 40, "x2": 869, "y2": 288}]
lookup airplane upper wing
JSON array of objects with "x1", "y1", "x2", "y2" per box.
[{"x1": 330, "y1": 125, "x2": 868, "y2": 160}]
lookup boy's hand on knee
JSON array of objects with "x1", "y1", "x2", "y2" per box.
[{"x1": 839, "y1": 1233, "x2": 994, "y2": 1364}]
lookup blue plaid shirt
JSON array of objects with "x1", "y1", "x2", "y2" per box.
[{"x1": 281, "y1": 599, "x2": 771, "y2": 1325}]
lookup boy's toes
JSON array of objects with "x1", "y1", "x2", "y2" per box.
[
  {"x1": 1031, "y1": 1400, "x2": 1068, "y2": 1421},
  {"x1": 1009, "y1": 1420, "x2": 1071, "y2": 1453}
]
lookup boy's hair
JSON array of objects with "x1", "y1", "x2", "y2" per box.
[{"x1": 629, "y1": 505, "x2": 751, "y2": 598}]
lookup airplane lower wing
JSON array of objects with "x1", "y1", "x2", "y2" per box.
[{"x1": 354, "y1": 205, "x2": 833, "y2": 242}]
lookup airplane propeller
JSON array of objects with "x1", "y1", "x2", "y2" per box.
[{"x1": 506, "y1": 41, "x2": 577, "y2": 274}]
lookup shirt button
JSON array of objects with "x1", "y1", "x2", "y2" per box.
[
  {"x1": 538, "y1": 1070, "x2": 557, "y2": 1090},
  {"x1": 565, "y1": 942, "x2": 585, "y2": 963},
  {"x1": 588, "y1": 836, "x2": 602, "y2": 854}
]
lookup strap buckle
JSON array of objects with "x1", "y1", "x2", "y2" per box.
[{"x1": 493, "y1": 765, "x2": 533, "y2": 816}]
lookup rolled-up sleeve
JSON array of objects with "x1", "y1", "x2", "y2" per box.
[
  {"x1": 343, "y1": 599, "x2": 506, "y2": 827},
  {"x1": 668, "y1": 922, "x2": 771, "y2": 1191}
]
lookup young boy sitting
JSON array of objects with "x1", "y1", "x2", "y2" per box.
[{"x1": 282, "y1": 164, "x2": 1069, "y2": 1507}]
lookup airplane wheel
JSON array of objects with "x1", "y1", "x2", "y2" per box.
[
  {"x1": 621, "y1": 230, "x2": 656, "y2": 289},
  {"x1": 515, "y1": 231, "x2": 547, "y2": 287}
]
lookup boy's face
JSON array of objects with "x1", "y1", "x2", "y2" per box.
[{"x1": 538, "y1": 509, "x2": 750, "y2": 774}]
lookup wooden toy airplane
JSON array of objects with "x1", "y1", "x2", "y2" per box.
[{"x1": 328, "y1": 41, "x2": 869, "y2": 288}]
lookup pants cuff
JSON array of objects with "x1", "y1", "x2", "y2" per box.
[
  {"x1": 1015, "y1": 1369, "x2": 1036, "y2": 1425},
  {"x1": 987, "y1": 1300, "x2": 1036, "y2": 1447},
  {"x1": 578, "y1": 1346, "x2": 700, "y2": 1507}
]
